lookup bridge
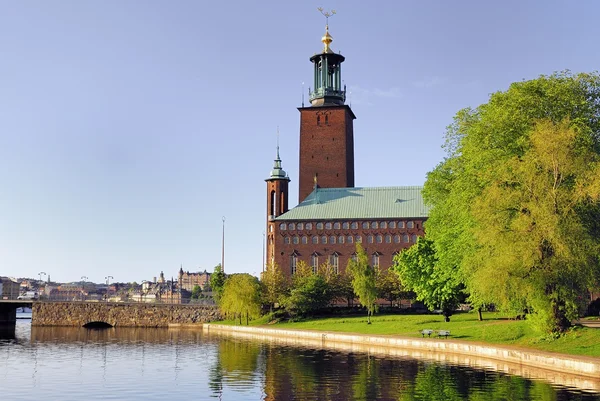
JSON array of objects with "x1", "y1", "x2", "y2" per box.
[{"x1": 0, "y1": 300, "x2": 220, "y2": 327}]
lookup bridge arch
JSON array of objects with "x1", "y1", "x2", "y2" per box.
[{"x1": 83, "y1": 321, "x2": 113, "y2": 328}]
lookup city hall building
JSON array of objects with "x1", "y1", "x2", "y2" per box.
[{"x1": 265, "y1": 25, "x2": 428, "y2": 277}]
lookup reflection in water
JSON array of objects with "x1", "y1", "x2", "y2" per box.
[{"x1": 1, "y1": 321, "x2": 598, "y2": 401}]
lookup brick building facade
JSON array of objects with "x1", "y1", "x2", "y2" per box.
[{"x1": 266, "y1": 25, "x2": 427, "y2": 278}]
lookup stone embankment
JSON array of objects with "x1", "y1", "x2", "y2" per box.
[
  {"x1": 203, "y1": 324, "x2": 600, "y2": 392},
  {"x1": 33, "y1": 302, "x2": 221, "y2": 327}
]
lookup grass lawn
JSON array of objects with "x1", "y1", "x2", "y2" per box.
[{"x1": 215, "y1": 311, "x2": 600, "y2": 358}]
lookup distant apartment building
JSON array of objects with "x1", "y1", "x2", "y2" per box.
[{"x1": 178, "y1": 268, "x2": 211, "y2": 292}]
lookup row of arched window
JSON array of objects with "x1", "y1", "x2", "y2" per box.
[
  {"x1": 283, "y1": 233, "x2": 419, "y2": 245},
  {"x1": 290, "y1": 251, "x2": 385, "y2": 274},
  {"x1": 279, "y1": 220, "x2": 418, "y2": 231}
]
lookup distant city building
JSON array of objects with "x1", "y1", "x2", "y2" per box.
[{"x1": 178, "y1": 268, "x2": 211, "y2": 292}]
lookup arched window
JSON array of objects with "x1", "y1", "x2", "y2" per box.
[
  {"x1": 321, "y1": 236, "x2": 328, "y2": 244},
  {"x1": 381, "y1": 222, "x2": 387, "y2": 229},
  {"x1": 297, "y1": 223, "x2": 304, "y2": 230},
  {"x1": 293, "y1": 236, "x2": 299, "y2": 244},
  {"x1": 312, "y1": 235, "x2": 319, "y2": 244},
  {"x1": 301, "y1": 236, "x2": 308, "y2": 244},
  {"x1": 347, "y1": 236, "x2": 354, "y2": 243},
  {"x1": 342, "y1": 222, "x2": 350, "y2": 229},
  {"x1": 284, "y1": 237, "x2": 291, "y2": 244},
  {"x1": 270, "y1": 190, "x2": 276, "y2": 217},
  {"x1": 398, "y1": 221, "x2": 405, "y2": 228},
  {"x1": 306, "y1": 223, "x2": 313, "y2": 230},
  {"x1": 317, "y1": 222, "x2": 324, "y2": 230},
  {"x1": 334, "y1": 222, "x2": 341, "y2": 229},
  {"x1": 389, "y1": 221, "x2": 396, "y2": 229},
  {"x1": 407, "y1": 221, "x2": 414, "y2": 229},
  {"x1": 338, "y1": 236, "x2": 345, "y2": 244},
  {"x1": 325, "y1": 222, "x2": 332, "y2": 230},
  {"x1": 356, "y1": 236, "x2": 362, "y2": 243},
  {"x1": 376, "y1": 235, "x2": 383, "y2": 243},
  {"x1": 289, "y1": 223, "x2": 296, "y2": 231},
  {"x1": 367, "y1": 235, "x2": 374, "y2": 244},
  {"x1": 403, "y1": 234, "x2": 410, "y2": 243},
  {"x1": 385, "y1": 235, "x2": 392, "y2": 243},
  {"x1": 279, "y1": 223, "x2": 287, "y2": 231},
  {"x1": 362, "y1": 222, "x2": 369, "y2": 229},
  {"x1": 330, "y1": 235, "x2": 336, "y2": 244},
  {"x1": 371, "y1": 221, "x2": 378, "y2": 229},
  {"x1": 394, "y1": 234, "x2": 400, "y2": 243},
  {"x1": 351, "y1": 222, "x2": 358, "y2": 229},
  {"x1": 412, "y1": 234, "x2": 418, "y2": 243}
]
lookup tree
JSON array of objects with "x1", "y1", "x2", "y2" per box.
[
  {"x1": 393, "y1": 237, "x2": 463, "y2": 321},
  {"x1": 423, "y1": 72, "x2": 600, "y2": 332},
  {"x1": 210, "y1": 264, "x2": 226, "y2": 304},
  {"x1": 260, "y1": 262, "x2": 289, "y2": 313},
  {"x1": 219, "y1": 273, "x2": 262, "y2": 325},
  {"x1": 347, "y1": 243, "x2": 378, "y2": 324},
  {"x1": 191, "y1": 285, "x2": 202, "y2": 300},
  {"x1": 376, "y1": 268, "x2": 406, "y2": 308},
  {"x1": 283, "y1": 271, "x2": 331, "y2": 317}
]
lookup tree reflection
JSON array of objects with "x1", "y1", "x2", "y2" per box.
[{"x1": 209, "y1": 338, "x2": 261, "y2": 396}]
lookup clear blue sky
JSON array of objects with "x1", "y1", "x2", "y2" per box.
[{"x1": 1, "y1": 1, "x2": 599, "y2": 284}]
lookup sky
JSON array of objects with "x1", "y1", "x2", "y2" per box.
[{"x1": 1, "y1": 0, "x2": 600, "y2": 284}]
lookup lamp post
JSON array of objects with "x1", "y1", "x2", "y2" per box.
[
  {"x1": 38, "y1": 271, "x2": 46, "y2": 283},
  {"x1": 221, "y1": 216, "x2": 226, "y2": 273},
  {"x1": 38, "y1": 272, "x2": 47, "y2": 299},
  {"x1": 105, "y1": 276, "x2": 113, "y2": 302}
]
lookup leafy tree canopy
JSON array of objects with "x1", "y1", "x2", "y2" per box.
[
  {"x1": 393, "y1": 237, "x2": 463, "y2": 320},
  {"x1": 347, "y1": 243, "x2": 379, "y2": 323},
  {"x1": 219, "y1": 273, "x2": 261, "y2": 325},
  {"x1": 210, "y1": 264, "x2": 226, "y2": 304},
  {"x1": 423, "y1": 71, "x2": 600, "y2": 332}
]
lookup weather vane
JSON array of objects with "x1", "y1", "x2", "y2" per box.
[{"x1": 317, "y1": 7, "x2": 336, "y2": 25}]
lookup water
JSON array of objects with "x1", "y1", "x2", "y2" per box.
[{"x1": 1, "y1": 319, "x2": 599, "y2": 400}]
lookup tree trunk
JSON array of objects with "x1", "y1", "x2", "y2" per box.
[
  {"x1": 367, "y1": 310, "x2": 371, "y2": 324},
  {"x1": 477, "y1": 307, "x2": 483, "y2": 321},
  {"x1": 246, "y1": 311, "x2": 249, "y2": 326},
  {"x1": 551, "y1": 298, "x2": 571, "y2": 333}
]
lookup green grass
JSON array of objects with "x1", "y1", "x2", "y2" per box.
[{"x1": 216, "y1": 312, "x2": 600, "y2": 358}]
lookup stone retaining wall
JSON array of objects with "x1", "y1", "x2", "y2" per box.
[
  {"x1": 203, "y1": 324, "x2": 600, "y2": 392},
  {"x1": 33, "y1": 302, "x2": 221, "y2": 327}
]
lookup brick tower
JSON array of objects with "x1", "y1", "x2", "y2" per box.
[
  {"x1": 298, "y1": 24, "x2": 356, "y2": 203},
  {"x1": 265, "y1": 142, "x2": 290, "y2": 267}
]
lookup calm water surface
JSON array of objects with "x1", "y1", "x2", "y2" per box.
[{"x1": 1, "y1": 319, "x2": 599, "y2": 401}]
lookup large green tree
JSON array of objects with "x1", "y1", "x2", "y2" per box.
[
  {"x1": 424, "y1": 71, "x2": 600, "y2": 333},
  {"x1": 347, "y1": 243, "x2": 378, "y2": 324},
  {"x1": 393, "y1": 237, "x2": 463, "y2": 321},
  {"x1": 219, "y1": 273, "x2": 262, "y2": 325}
]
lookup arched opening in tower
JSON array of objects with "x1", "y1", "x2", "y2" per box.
[{"x1": 83, "y1": 321, "x2": 113, "y2": 329}]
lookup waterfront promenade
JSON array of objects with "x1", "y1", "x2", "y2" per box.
[{"x1": 203, "y1": 323, "x2": 600, "y2": 393}]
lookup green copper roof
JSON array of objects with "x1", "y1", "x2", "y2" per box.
[{"x1": 275, "y1": 186, "x2": 429, "y2": 221}]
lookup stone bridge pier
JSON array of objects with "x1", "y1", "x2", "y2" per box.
[{"x1": 32, "y1": 302, "x2": 221, "y2": 327}]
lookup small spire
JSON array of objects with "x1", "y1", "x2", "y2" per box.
[
  {"x1": 322, "y1": 25, "x2": 333, "y2": 53},
  {"x1": 267, "y1": 128, "x2": 290, "y2": 181}
]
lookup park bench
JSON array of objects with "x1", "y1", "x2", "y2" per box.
[
  {"x1": 420, "y1": 329, "x2": 433, "y2": 338},
  {"x1": 437, "y1": 330, "x2": 451, "y2": 339}
]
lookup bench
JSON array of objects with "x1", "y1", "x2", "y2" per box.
[
  {"x1": 437, "y1": 330, "x2": 451, "y2": 339},
  {"x1": 420, "y1": 329, "x2": 433, "y2": 338}
]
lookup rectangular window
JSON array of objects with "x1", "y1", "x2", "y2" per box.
[
  {"x1": 330, "y1": 254, "x2": 339, "y2": 274},
  {"x1": 311, "y1": 254, "x2": 319, "y2": 273},
  {"x1": 372, "y1": 254, "x2": 380, "y2": 268},
  {"x1": 290, "y1": 255, "x2": 297, "y2": 275}
]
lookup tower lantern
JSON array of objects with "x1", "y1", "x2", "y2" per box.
[{"x1": 309, "y1": 23, "x2": 346, "y2": 106}]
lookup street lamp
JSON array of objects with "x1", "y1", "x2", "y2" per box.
[
  {"x1": 38, "y1": 271, "x2": 47, "y2": 283},
  {"x1": 105, "y1": 276, "x2": 113, "y2": 302}
]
